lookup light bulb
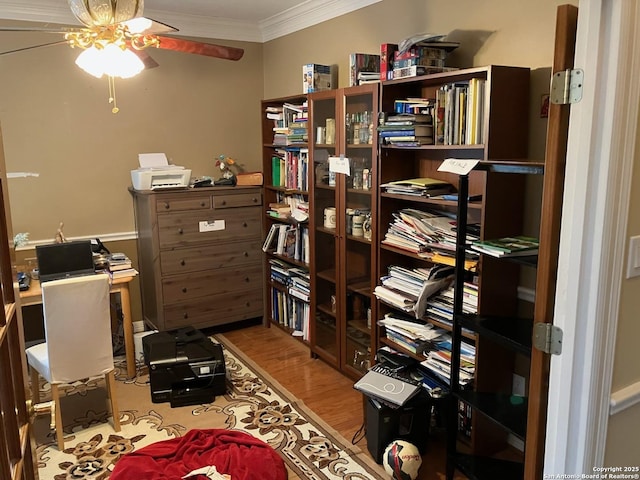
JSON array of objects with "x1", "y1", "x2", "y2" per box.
[{"x1": 75, "y1": 44, "x2": 145, "y2": 79}]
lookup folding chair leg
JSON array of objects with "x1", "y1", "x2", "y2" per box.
[
  {"x1": 51, "y1": 385, "x2": 64, "y2": 450},
  {"x1": 105, "y1": 371, "x2": 121, "y2": 432}
]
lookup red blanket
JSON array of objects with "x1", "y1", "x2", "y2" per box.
[{"x1": 110, "y1": 429, "x2": 287, "y2": 480}]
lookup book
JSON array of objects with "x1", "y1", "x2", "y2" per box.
[
  {"x1": 380, "y1": 43, "x2": 399, "y2": 81},
  {"x1": 378, "y1": 125, "x2": 433, "y2": 137},
  {"x1": 349, "y1": 53, "x2": 380, "y2": 87},
  {"x1": 110, "y1": 268, "x2": 138, "y2": 279},
  {"x1": 471, "y1": 235, "x2": 539, "y2": 257},
  {"x1": 262, "y1": 224, "x2": 279, "y2": 252},
  {"x1": 382, "y1": 135, "x2": 433, "y2": 145},
  {"x1": 386, "y1": 112, "x2": 432, "y2": 123}
]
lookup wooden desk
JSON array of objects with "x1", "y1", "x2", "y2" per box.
[{"x1": 20, "y1": 274, "x2": 138, "y2": 379}]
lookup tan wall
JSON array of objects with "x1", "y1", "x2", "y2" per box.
[
  {"x1": 605, "y1": 103, "x2": 640, "y2": 465},
  {"x1": 0, "y1": 23, "x2": 263, "y2": 241}
]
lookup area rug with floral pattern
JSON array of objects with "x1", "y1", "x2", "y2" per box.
[{"x1": 33, "y1": 334, "x2": 386, "y2": 480}]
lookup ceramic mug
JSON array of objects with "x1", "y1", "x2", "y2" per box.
[{"x1": 324, "y1": 207, "x2": 336, "y2": 229}]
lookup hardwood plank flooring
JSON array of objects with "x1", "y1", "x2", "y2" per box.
[{"x1": 214, "y1": 321, "x2": 454, "y2": 480}]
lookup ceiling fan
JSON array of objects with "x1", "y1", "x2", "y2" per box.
[{"x1": 0, "y1": 0, "x2": 245, "y2": 112}]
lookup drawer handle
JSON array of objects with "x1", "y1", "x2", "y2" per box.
[
  {"x1": 183, "y1": 312, "x2": 189, "y2": 319},
  {"x1": 200, "y1": 201, "x2": 206, "y2": 207},
  {"x1": 164, "y1": 202, "x2": 170, "y2": 210},
  {"x1": 180, "y1": 259, "x2": 186, "y2": 266},
  {"x1": 178, "y1": 228, "x2": 183, "y2": 235},
  {"x1": 243, "y1": 222, "x2": 248, "y2": 227},
  {"x1": 253, "y1": 197, "x2": 258, "y2": 203},
  {"x1": 221, "y1": 200, "x2": 227, "y2": 206},
  {"x1": 246, "y1": 301, "x2": 250, "y2": 307},
  {"x1": 243, "y1": 251, "x2": 249, "y2": 257},
  {"x1": 245, "y1": 277, "x2": 250, "y2": 283},
  {"x1": 182, "y1": 287, "x2": 187, "y2": 293}
]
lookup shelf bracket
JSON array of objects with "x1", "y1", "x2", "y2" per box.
[
  {"x1": 533, "y1": 323, "x2": 563, "y2": 355},
  {"x1": 550, "y1": 68, "x2": 583, "y2": 105}
]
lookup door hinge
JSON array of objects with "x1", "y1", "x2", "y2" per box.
[
  {"x1": 533, "y1": 323, "x2": 563, "y2": 355},
  {"x1": 550, "y1": 68, "x2": 583, "y2": 105}
]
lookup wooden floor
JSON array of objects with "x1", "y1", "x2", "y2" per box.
[{"x1": 217, "y1": 321, "x2": 454, "y2": 480}]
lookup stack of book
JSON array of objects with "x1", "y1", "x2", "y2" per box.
[
  {"x1": 378, "y1": 312, "x2": 447, "y2": 355},
  {"x1": 349, "y1": 52, "x2": 380, "y2": 86},
  {"x1": 268, "y1": 259, "x2": 310, "y2": 341},
  {"x1": 380, "y1": 208, "x2": 453, "y2": 255},
  {"x1": 284, "y1": 102, "x2": 308, "y2": 145},
  {"x1": 267, "y1": 202, "x2": 291, "y2": 219},
  {"x1": 378, "y1": 112, "x2": 434, "y2": 146},
  {"x1": 471, "y1": 235, "x2": 539, "y2": 257},
  {"x1": 420, "y1": 336, "x2": 475, "y2": 387},
  {"x1": 393, "y1": 33, "x2": 460, "y2": 80},
  {"x1": 107, "y1": 253, "x2": 138, "y2": 278},
  {"x1": 380, "y1": 177, "x2": 453, "y2": 197},
  {"x1": 374, "y1": 264, "x2": 454, "y2": 319},
  {"x1": 425, "y1": 281, "x2": 478, "y2": 329}
]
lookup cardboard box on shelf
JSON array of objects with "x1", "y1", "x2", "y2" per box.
[
  {"x1": 235, "y1": 172, "x2": 264, "y2": 186},
  {"x1": 303, "y1": 64, "x2": 336, "y2": 93}
]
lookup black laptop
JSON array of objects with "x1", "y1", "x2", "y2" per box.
[{"x1": 36, "y1": 240, "x2": 96, "y2": 283}]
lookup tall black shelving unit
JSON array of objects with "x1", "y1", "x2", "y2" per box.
[{"x1": 447, "y1": 161, "x2": 544, "y2": 480}]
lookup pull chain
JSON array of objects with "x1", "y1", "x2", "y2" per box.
[{"x1": 108, "y1": 76, "x2": 119, "y2": 114}]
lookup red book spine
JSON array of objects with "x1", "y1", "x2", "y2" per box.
[{"x1": 380, "y1": 43, "x2": 398, "y2": 81}]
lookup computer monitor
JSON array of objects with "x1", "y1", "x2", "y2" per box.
[{"x1": 36, "y1": 240, "x2": 96, "y2": 283}]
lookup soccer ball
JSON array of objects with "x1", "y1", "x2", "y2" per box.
[{"x1": 382, "y1": 440, "x2": 422, "y2": 480}]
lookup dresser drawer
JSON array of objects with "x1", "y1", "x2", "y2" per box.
[
  {"x1": 156, "y1": 194, "x2": 211, "y2": 213},
  {"x1": 213, "y1": 192, "x2": 262, "y2": 209},
  {"x1": 162, "y1": 264, "x2": 263, "y2": 303},
  {"x1": 160, "y1": 239, "x2": 262, "y2": 275},
  {"x1": 157, "y1": 206, "x2": 261, "y2": 248},
  {"x1": 163, "y1": 287, "x2": 263, "y2": 331}
]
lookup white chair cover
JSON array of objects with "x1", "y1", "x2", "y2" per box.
[{"x1": 26, "y1": 273, "x2": 113, "y2": 384}]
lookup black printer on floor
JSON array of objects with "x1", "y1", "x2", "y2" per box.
[{"x1": 142, "y1": 327, "x2": 226, "y2": 407}]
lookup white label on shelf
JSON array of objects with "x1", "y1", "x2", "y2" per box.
[
  {"x1": 199, "y1": 220, "x2": 225, "y2": 232},
  {"x1": 329, "y1": 155, "x2": 351, "y2": 175},
  {"x1": 438, "y1": 158, "x2": 479, "y2": 175}
]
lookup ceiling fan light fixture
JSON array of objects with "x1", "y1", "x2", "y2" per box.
[
  {"x1": 68, "y1": 0, "x2": 144, "y2": 27},
  {"x1": 75, "y1": 44, "x2": 145, "y2": 79}
]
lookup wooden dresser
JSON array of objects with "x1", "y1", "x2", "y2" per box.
[{"x1": 130, "y1": 186, "x2": 263, "y2": 331}]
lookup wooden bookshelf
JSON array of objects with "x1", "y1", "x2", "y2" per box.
[
  {"x1": 375, "y1": 65, "x2": 532, "y2": 464},
  {"x1": 308, "y1": 84, "x2": 380, "y2": 380}
]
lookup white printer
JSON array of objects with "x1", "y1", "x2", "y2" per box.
[{"x1": 131, "y1": 153, "x2": 192, "y2": 190}]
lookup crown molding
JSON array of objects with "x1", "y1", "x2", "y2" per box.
[
  {"x1": 0, "y1": 0, "x2": 382, "y2": 42},
  {"x1": 143, "y1": 9, "x2": 264, "y2": 43},
  {"x1": 259, "y1": 0, "x2": 382, "y2": 42}
]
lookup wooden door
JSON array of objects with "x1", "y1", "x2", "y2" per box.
[
  {"x1": 526, "y1": 4, "x2": 578, "y2": 478},
  {"x1": 0, "y1": 125, "x2": 39, "y2": 480}
]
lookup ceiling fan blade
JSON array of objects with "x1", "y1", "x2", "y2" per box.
[
  {"x1": 131, "y1": 48, "x2": 160, "y2": 69},
  {"x1": 125, "y1": 17, "x2": 178, "y2": 35},
  {"x1": 0, "y1": 39, "x2": 68, "y2": 56},
  {"x1": 154, "y1": 37, "x2": 244, "y2": 61}
]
